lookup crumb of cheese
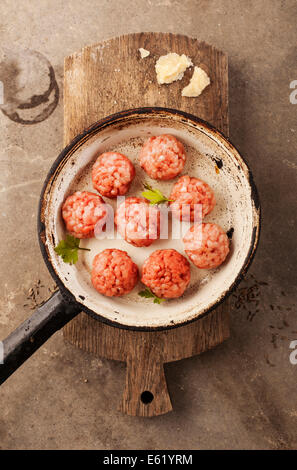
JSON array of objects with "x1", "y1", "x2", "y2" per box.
[
  {"x1": 182, "y1": 66, "x2": 210, "y2": 97},
  {"x1": 139, "y1": 47, "x2": 150, "y2": 59},
  {"x1": 155, "y1": 52, "x2": 192, "y2": 85}
]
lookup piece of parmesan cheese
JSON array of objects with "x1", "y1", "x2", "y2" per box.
[
  {"x1": 155, "y1": 52, "x2": 192, "y2": 84},
  {"x1": 182, "y1": 66, "x2": 210, "y2": 97},
  {"x1": 139, "y1": 47, "x2": 150, "y2": 59}
]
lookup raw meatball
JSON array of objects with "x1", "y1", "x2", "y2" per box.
[
  {"x1": 92, "y1": 152, "x2": 135, "y2": 198},
  {"x1": 115, "y1": 197, "x2": 160, "y2": 247},
  {"x1": 62, "y1": 191, "x2": 107, "y2": 239},
  {"x1": 91, "y1": 249, "x2": 138, "y2": 297},
  {"x1": 139, "y1": 134, "x2": 186, "y2": 180},
  {"x1": 141, "y1": 249, "x2": 191, "y2": 299},
  {"x1": 183, "y1": 223, "x2": 230, "y2": 269},
  {"x1": 170, "y1": 175, "x2": 216, "y2": 222}
]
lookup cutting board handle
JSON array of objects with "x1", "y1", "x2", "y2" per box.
[{"x1": 119, "y1": 344, "x2": 172, "y2": 417}]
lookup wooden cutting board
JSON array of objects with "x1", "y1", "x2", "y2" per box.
[{"x1": 63, "y1": 32, "x2": 230, "y2": 417}]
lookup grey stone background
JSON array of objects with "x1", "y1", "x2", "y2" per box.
[{"x1": 0, "y1": 0, "x2": 296, "y2": 450}]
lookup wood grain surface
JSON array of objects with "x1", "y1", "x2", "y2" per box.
[{"x1": 63, "y1": 32, "x2": 230, "y2": 417}]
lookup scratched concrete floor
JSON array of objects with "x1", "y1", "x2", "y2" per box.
[{"x1": 0, "y1": 0, "x2": 296, "y2": 450}]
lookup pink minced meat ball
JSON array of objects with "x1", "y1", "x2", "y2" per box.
[
  {"x1": 92, "y1": 152, "x2": 135, "y2": 198},
  {"x1": 139, "y1": 134, "x2": 186, "y2": 180},
  {"x1": 170, "y1": 175, "x2": 216, "y2": 222},
  {"x1": 141, "y1": 249, "x2": 191, "y2": 299},
  {"x1": 183, "y1": 223, "x2": 230, "y2": 269},
  {"x1": 62, "y1": 191, "x2": 107, "y2": 239},
  {"x1": 115, "y1": 197, "x2": 160, "y2": 247},
  {"x1": 91, "y1": 249, "x2": 138, "y2": 297}
]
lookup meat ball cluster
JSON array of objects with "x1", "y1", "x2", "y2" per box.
[
  {"x1": 115, "y1": 197, "x2": 160, "y2": 247},
  {"x1": 91, "y1": 249, "x2": 138, "y2": 297},
  {"x1": 183, "y1": 223, "x2": 230, "y2": 269},
  {"x1": 62, "y1": 191, "x2": 107, "y2": 239},
  {"x1": 92, "y1": 151, "x2": 135, "y2": 198},
  {"x1": 141, "y1": 249, "x2": 191, "y2": 299},
  {"x1": 170, "y1": 175, "x2": 216, "y2": 222},
  {"x1": 139, "y1": 134, "x2": 186, "y2": 180},
  {"x1": 60, "y1": 132, "x2": 230, "y2": 301}
]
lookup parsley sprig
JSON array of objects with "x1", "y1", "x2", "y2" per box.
[
  {"x1": 138, "y1": 287, "x2": 166, "y2": 304},
  {"x1": 141, "y1": 182, "x2": 172, "y2": 205},
  {"x1": 54, "y1": 235, "x2": 90, "y2": 264}
]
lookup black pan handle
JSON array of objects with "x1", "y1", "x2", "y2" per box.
[{"x1": 0, "y1": 290, "x2": 81, "y2": 385}]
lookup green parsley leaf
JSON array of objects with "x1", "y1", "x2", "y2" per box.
[
  {"x1": 54, "y1": 235, "x2": 90, "y2": 265},
  {"x1": 138, "y1": 287, "x2": 166, "y2": 304},
  {"x1": 141, "y1": 182, "x2": 172, "y2": 205},
  {"x1": 138, "y1": 288, "x2": 154, "y2": 299}
]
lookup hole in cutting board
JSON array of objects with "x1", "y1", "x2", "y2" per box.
[{"x1": 141, "y1": 391, "x2": 154, "y2": 404}]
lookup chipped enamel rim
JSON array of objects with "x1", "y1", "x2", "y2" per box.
[{"x1": 38, "y1": 107, "x2": 260, "y2": 331}]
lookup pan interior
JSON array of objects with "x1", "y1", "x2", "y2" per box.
[{"x1": 44, "y1": 112, "x2": 258, "y2": 329}]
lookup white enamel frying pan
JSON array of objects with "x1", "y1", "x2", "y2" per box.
[{"x1": 0, "y1": 108, "x2": 260, "y2": 384}]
